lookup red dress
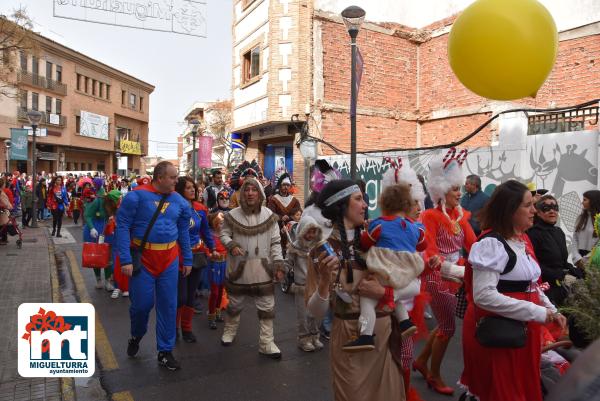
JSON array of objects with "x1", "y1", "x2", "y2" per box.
[{"x1": 460, "y1": 238, "x2": 543, "y2": 401}]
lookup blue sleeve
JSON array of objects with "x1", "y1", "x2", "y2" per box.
[
  {"x1": 368, "y1": 218, "x2": 381, "y2": 232},
  {"x1": 116, "y1": 191, "x2": 138, "y2": 265},
  {"x1": 62, "y1": 188, "x2": 69, "y2": 207},
  {"x1": 199, "y1": 210, "x2": 215, "y2": 251},
  {"x1": 178, "y1": 201, "x2": 193, "y2": 266}
]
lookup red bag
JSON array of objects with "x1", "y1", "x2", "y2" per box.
[{"x1": 82, "y1": 242, "x2": 110, "y2": 268}]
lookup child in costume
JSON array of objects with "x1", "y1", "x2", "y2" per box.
[
  {"x1": 207, "y1": 212, "x2": 228, "y2": 330},
  {"x1": 344, "y1": 180, "x2": 425, "y2": 352},
  {"x1": 285, "y1": 215, "x2": 324, "y2": 352},
  {"x1": 69, "y1": 187, "x2": 83, "y2": 225}
]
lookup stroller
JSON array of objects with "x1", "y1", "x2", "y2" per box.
[{"x1": 0, "y1": 204, "x2": 23, "y2": 249}]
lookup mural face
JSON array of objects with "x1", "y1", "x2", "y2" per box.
[{"x1": 324, "y1": 129, "x2": 600, "y2": 245}]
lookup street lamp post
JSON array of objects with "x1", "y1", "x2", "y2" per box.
[
  {"x1": 341, "y1": 6, "x2": 365, "y2": 180},
  {"x1": 4, "y1": 139, "x2": 10, "y2": 173},
  {"x1": 190, "y1": 119, "x2": 200, "y2": 181},
  {"x1": 26, "y1": 110, "x2": 42, "y2": 228}
]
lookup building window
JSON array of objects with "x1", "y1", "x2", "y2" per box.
[
  {"x1": 129, "y1": 93, "x2": 136, "y2": 108},
  {"x1": 56, "y1": 65, "x2": 62, "y2": 82},
  {"x1": 20, "y1": 90, "x2": 27, "y2": 109},
  {"x1": 84, "y1": 77, "x2": 89, "y2": 93},
  {"x1": 121, "y1": 90, "x2": 126, "y2": 105},
  {"x1": 56, "y1": 99, "x2": 62, "y2": 115},
  {"x1": 46, "y1": 96, "x2": 52, "y2": 114},
  {"x1": 88, "y1": 163, "x2": 92, "y2": 170},
  {"x1": 242, "y1": 46, "x2": 261, "y2": 84},
  {"x1": 92, "y1": 79, "x2": 97, "y2": 96},
  {"x1": 66, "y1": 162, "x2": 71, "y2": 171},
  {"x1": 106, "y1": 84, "x2": 111, "y2": 100},
  {"x1": 32, "y1": 92, "x2": 39, "y2": 111},
  {"x1": 97, "y1": 161, "x2": 105, "y2": 172},
  {"x1": 76, "y1": 74, "x2": 81, "y2": 91},
  {"x1": 46, "y1": 61, "x2": 52, "y2": 80},
  {"x1": 99, "y1": 82, "x2": 103, "y2": 98},
  {"x1": 76, "y1": 115, "x2": 81, "y2": 133},
  {"x1": 31, "y1": 56, "x2": 38, "y2": 75},
  {"x1": 20, "y1": 51, "x2": 27, "y2": 71},
  {"x1": 139, "y1": 96, "x2": 143, "y2": 111}
]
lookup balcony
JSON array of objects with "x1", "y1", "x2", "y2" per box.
[
  {"x1": 114, "y1": 138, "x2": 146, "y2": 156},
  {"x1": 17, "y1": 70, "x2": 67, "y2": 96},
  {"x1": 17, "y1": 107, "x2": 67, "y2": 127}
]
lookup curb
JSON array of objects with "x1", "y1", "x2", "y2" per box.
[{"x1": 47, "y1": 235, "x2": 76, "y2": 401}]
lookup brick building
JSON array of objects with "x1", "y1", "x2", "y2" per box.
[
  {"x1": 0, "y1": 25, "x2": 154, "y2": 175},
  {"x1": 232, "y1": 1, "x2": 600, "y2": 202}
]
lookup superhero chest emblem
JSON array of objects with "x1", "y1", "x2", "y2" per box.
[{"x1": 153, "y1": 201, "x2": 170, "y2": 214}]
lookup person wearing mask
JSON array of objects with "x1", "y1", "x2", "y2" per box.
[
  {"x1": 571, "y1": 190, "x2": 600, "y2": 269},
  {"x1": 527, "y1": 194, "x2": 584, "y2": 306},
  {"x1": 460, "y1": 174, "x2": 489, "y2": 236},
  {"x1": 461, "y1": 180, "x2": 566, "y2": 401},
  {"x1": 46, "y1": 176, "x2": 69, "y2": 237}
]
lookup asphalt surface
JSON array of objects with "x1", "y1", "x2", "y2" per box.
[{"x1": 54, "y1": 222, "x2": 464, "y2": 401}]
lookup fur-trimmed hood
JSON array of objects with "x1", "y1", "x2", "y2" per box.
[
  {"x1": 293, "y1": 215, "x2": 322, "y2": 249},
  {"x1": 239, "y1": 177, "x2": 266, "y2": 214}
]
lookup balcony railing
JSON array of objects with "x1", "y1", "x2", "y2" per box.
[
  {"x1": 17, "y1": 107, "x2": 66, "y2": 127},
  {"x1": 17, "y1": 70, "x2": 67, "y2": 96}
]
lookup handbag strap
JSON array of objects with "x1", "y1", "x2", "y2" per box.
[{"x1": 139, "y1": 194, "x2": 168, "y2": 250}]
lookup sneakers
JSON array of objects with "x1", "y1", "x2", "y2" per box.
[
  {"x1": 343, "y1": 335, "x2": 375, "y2": 352},
  {"x1": 298, "y1": 337, "x2": 316, "y2": 352},
  {"x1": 320, "y1": 326, "x2": 331, "y2": 341},
  {"x1": 312, "y1": 334, "x2": 324, "y2": 350},
  {"x1": 157, "y1": 351, "x2": 181, "y2": 371},
  {"x1": 105, "y1": 281, "x2": 115, "y2": 292},
  {"x1": 111, "y1": 289, "x2": 121, "y2": 299},
  {"x1": 182, "y1": 331, "x2": 197, "y2": 343},
  {"x1": 95, "y1": 278, "x2": 103, "y2": 289},
  {"x1": 259, "y1": 342, "x2": 282, "y2": 359},
  {"x1": 55, "y1": 233, "x2": 62, "y2": 238},
  {"x1": 398, "y1": 319, "x2": 418, "y2": 339},
  {"x1": 127, "y1": 337, "x2": 141, "y2": 357},
  {"x1": 122, "y1": 291, "x2": 129, "y2": 297}
]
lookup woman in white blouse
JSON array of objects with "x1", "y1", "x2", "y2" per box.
[
  {"x1": 459, "y1": 180, "x2": 566, "y2": 401},
  {"x1": 571, "y1": 190, "x2": 600, "y2": 268}
]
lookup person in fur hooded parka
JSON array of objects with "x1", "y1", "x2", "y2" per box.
[{"x1": 285, "y1": 215, "x2": 324, "y2": 352}]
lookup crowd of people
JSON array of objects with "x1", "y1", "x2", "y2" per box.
[{"x1": 1, "y1": 150, "x2": 598, "y2": 401}]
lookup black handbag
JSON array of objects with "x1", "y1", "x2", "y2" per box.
[
  {"x1": 192, "y1": 252, "x2": 207, "y2": 269},
  {"x1": 455, "y1": 285, "x2": 468, "y2": 319},
  {"x1": 475, "y1": 315, "x2": 527, "y2": 348}
]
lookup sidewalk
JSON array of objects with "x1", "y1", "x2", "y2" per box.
[{"x1": 0, "y1": 223, "x2": 61, "y2": 401}]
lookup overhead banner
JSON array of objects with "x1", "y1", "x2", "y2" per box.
[
  {"x1": 80, "y1": 110, "x2": 109, "y2": 140},
  {"x1": 119, "y1": 139, "x2": 142, "y2": 155},
  {"x1": 53, "y1": 0, "x2": 207, "y2": 38},
  {"x1": 197, "y1": 136, "x2": 213, "y2": 168},
  {"x1": 10, "y1": 129, "x2": 28, "y2": 161}
]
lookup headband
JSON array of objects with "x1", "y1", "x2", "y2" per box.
[
  {"x1": 281, "y1": 177, "x2": 291, "y2": 186},
  {"x1": 324, "y1": 184, "x2": 361, "y2": 207}
]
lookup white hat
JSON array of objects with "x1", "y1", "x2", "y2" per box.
[
  {"x1": 427, "y1": 148, "x2": 468, "y2": 205},
  {"x1": 381, "y1": 157, "x2": 425, "y2": 203}
]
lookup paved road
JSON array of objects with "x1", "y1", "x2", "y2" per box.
[{"x1": 54, "y1": 222, "x2": 464, "y2": 401}]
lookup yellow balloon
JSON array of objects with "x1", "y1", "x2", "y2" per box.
[{"x1": 448, "y1": 0, "x2": 558, "y2": 100}]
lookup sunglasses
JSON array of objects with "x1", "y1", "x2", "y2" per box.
[{"x1": 539, "y1": 203, "x2": 559, "y2": 213}]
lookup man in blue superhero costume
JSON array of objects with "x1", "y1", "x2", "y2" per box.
[{"x1": 116, "y1": 161, "x2": 192, "y2": 371}]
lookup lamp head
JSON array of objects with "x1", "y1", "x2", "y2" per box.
[
  {"x1": 341, "y1": 6, "x2": 365, "y2": 36},
  {"x1": 26, "y1": 110, "x2": 42, "y2": 126}
]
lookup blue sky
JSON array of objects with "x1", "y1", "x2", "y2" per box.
[{"x1": 1, "y1": 0, "x2": 232, "y2": 159}]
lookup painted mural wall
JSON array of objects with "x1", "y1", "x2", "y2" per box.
[{"x1": 324, "y1": 129, "x2": 600, "y2": 246}]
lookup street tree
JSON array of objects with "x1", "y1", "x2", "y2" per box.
[
  {"x1": 206, "y1": 100, "x2": 238, "y2": 171},
  {"x1": 0, "y1": 8, "x2": 36, "y2": 98}
]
